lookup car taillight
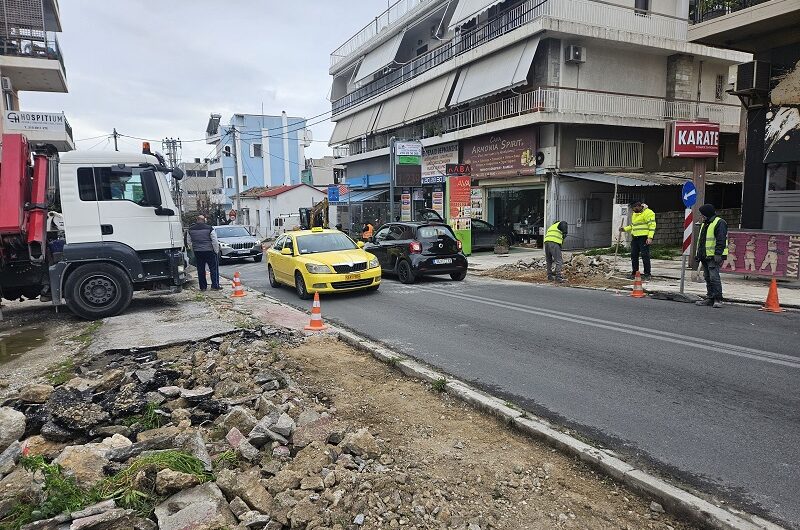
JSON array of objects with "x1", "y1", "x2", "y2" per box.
[
  {"x1": 457, "y1": 239, "x2": 462, "y2": 251},
  {"x1": 409, "y1": 241, "x2": 422, "y2": 254}
]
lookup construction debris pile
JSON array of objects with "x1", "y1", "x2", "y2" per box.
[
  {"x1": 0, "y1": 327, "x2": 477, "y2": 530},
  {"x1": 492, "y1": 254, "x2": 614, "y2": 278}
]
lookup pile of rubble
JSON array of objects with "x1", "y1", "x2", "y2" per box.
[
  {"x1": 0, "y1": 327, "x2": 441, "y2": 530},
  {"x1": 493, "y1": 254, "x2": 613, "y2": 278}
]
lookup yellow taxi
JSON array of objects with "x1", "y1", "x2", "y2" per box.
[{"x1": 266, "y1": 227, "x2": 381, "y2": 299}]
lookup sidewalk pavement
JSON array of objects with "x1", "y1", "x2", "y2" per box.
[{"x1": 467, "y1": 247, "x2": 800, "y2": 308}]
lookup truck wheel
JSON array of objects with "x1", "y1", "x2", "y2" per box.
[{"x1": 65, "y1": 263, "x2": 133, "y2": 320}]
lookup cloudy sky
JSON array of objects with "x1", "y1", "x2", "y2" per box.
[{"x1": 26, "y1": 0, "x2": 389, "y2": 161}]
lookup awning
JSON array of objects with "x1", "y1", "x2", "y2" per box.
[
  {"x1": 405, "y1": 72, "x2": 457, "y2": 123},
  {"x1": 450, "y1": 37, "x2": 539, "y2": 106},
  {"x1": 560, "y1": 172, "x2": 658, "y2": 187},
  {"x1": 345, "y1": 104, "x2": 381, "y2": 141},
  {"x1": 374, "y1": 91, "x2": 414, "y2": 132},
  {"x1": 353, "y1": 31, "x2": 406, "y2": 84},
  {"x1": 339, "y1": 189, "x2": 388, "y2": 202},
  {"x1": 329, "y1": 115, "x2": 354, "y2": 145},
  {"x1": 448, "y1": 0, "x2": 505, "y2": 31}
]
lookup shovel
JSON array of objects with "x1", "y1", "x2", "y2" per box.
[{"x1": 606, "y1": 228, "x2": 623, "y2": 279}]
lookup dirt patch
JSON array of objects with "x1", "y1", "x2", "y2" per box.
[
  {"x1": 480, "y1": 268, "x2": 629, "y2": 289},
  {"x1": 284, "y1": 336, "x2": 692, "y2": 529}
]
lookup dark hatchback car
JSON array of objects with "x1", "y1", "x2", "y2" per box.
[{"x1": 364, "y1": 222, "x2": 468, "y2": 284}]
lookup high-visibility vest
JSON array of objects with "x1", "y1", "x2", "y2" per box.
[
  {"x1": 362, "y1": 224, "x2": 373, "y2": 239},
  {"x1": 624, "y1": 208, "x2": 656, "y2": 238},
  {"x1": 701, "y1": 217, "x2": 729, "y2": 257},
  {"x1": 543, "y1": 222, "x2": 564, "y2": 245}
]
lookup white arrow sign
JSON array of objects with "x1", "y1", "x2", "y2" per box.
[{"x1": 683, "y1": 189, "x2": 697, "y2": 202}]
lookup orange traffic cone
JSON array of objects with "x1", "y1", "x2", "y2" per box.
[
  {"x1": 231, "y1": 272, "x2": 246, "y2": 298},
  {"x1": 630, "y1": 272, "x2": 646, "y2": 298},
  {"x1": 759, "y1": 278, "x2": 784, "y2": 313},
  {"x1": 304, "y1": 292, "x2": 327, "y2": 331}
]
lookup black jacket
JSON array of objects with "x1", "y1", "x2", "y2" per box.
[{"x1": 696, "y1": 215, "x2": 727, "y2": 260}]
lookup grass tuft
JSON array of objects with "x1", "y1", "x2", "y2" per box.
[{"x1": 432, "y1": 378, "x2": 448, "y2": 393}]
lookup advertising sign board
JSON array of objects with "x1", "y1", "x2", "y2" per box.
[
  {"x1": 723, "y1": 230, "x2": 800, "y2": 280},
  {"x1": 462, "y1": 129, "x2": 537, "y2": 179},
  {"x1": 670, "y1": 121, "x2": 720, "y2": 158}
]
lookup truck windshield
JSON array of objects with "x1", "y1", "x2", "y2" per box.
[
  {"x1": 296, "y1": 233, "x2": 357, "y2": 255},
  {"x1": 215, "y1": 226, "x2": 251, "y2": 238}
]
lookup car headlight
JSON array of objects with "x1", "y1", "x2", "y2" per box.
[
  {"x1": 219, "y1": 242, "x2": 230, "y2": 248},
  {"x1": 369, "y1": 257, "x2": 379, "y2": 269},
  {"x1": 305, "y1": 263, "x2": 332, "y2": 274}
]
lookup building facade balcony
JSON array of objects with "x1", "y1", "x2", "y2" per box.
[
  {"x1": 335, "y1": 87, "x2": 740, "y2": 160},
  {"x1": 331, "y1": 0, "x2": 690, "y2": 116},
  {"x1": 687, "y1": 0, "x2": 800, "y2": 52},
  {"x1": 0, "y1": 30, "x2": 66, "y2": 92}
]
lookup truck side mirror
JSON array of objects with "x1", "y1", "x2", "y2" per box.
[
  {"x1": 140, "y1": 170, "x2": 162, "y2": 207},
  {"x1": 170, "y1": 168, "x2": 185, "y2": 180}
]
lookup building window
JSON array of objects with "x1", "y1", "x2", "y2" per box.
[
  {"x1": 715, "y1": 74, "x2": 726, "y2": 101},
  {"x1": 226, "y1": 177, "x2": 234, "y2": 189},
  {"x1": 718, "y1": 143, "x2": 726, "y2": 163},
  {"x1": 251, "y1": 143, "x2": 263, "y2": 157},
  {"x1": 223, "y1": 145, "x2": 231, "y2": 157},
  {"x1": 634, "y1": 0, "x2": 649, "y2": 14},
  {"x1": 242, "y1": 175, "x2": 248, "y2": 187},
  {"x1": 767, "y1": 162, "x2": 800, "y2": 192},
  {"x1": 576, "y1": 139, "x2": 643, "y2": 169}
]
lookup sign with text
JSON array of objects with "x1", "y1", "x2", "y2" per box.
[
  {"x1": 422, "y1": 142, "x2": 457, "y2": 179},
  {"x1": 432, "y1": 190, "x2": 444, "y2": 219},
  {"x1": 723, "y1": 230, "x2": 800, "y2": 280},
  {"x1": 470, "y1": 187, "x2": 483, "y2": 219},
  {"x1": 449, "y1": 176, "x2": 472, "y2": 219},
  {"x1": 446, "y1": 163, "x2": 472, "y2": 176},
  {"x1": 4, "y1": 111, "x2": 67, "y2": 133},
  {"x1": 395, "y1": 164, "x2": 421, "y2": 187},
  {"x1": 670, "y1": 121, "x2": 720, "y2": 158},
  {"x1": 462, "y1": 129, "x2": 537, "y2": 179},
  {"x1": 401, "y1": 191, "x2": 412, "y2": 221}
]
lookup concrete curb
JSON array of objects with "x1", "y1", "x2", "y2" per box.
[{"x1": 335, "y1": 327, "x2": 784, "y2": 530}]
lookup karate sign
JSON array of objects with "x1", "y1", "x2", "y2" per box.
[{"x1": 669, "y1": 121, "x2": 720, "y2": 158}]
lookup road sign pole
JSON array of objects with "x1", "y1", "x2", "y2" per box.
[
  {"x1": 689, "y1": 158, "x2": 706, "y2": 269},
  {"x1": 680, "y1": 208, "x2": 693, "y2": 294},
  {"x1": 389, "y1": 137, "x2": 396, "y2": 224}
]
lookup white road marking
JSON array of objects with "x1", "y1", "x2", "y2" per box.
[{"x1": 405, "y1": 284, "x2": 800, "y2": 369}]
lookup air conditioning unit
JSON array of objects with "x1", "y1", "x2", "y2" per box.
[
  {"x1": 565, "y1": 45, "x2": 585, "y2": 64},
  {"x1": 735, "y1": 61, "x2": 770, "y2": 94},
  {"x1": 726, "y1": 64, "x2": 738, "y2": 93},
  {"x1": 535, "y1": 147, "x2": 557, "y2": 169},
  {"x1": 1, "y1": 77, "x2": 12, "y2": 92}
]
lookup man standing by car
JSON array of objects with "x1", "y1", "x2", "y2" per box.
[
  {"x1": 186, "y1": 215, "x2": 221, "y2": 291},
  {"x1": 620, "y1": 200, "x2": 656, "y2": 280},
  {"x1": 544, "y1": 220, "x2": 568, "y2": 282},
  {"x1": 361, "y1": 220, "x2": 374, "y2": 242},
  {"x1": 695, "y1": 204, "x2": 728, "y2": 308}
]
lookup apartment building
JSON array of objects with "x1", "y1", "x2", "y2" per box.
[
  {"x1": 0, "y1": 0, "x2": 71, "y2": 151},
  {"x1": 327, "y1": 0, "x2": 750, "y2": 248},
  {"x1": 689, "y1": 0, "x2": 800, "y2": 232},
  {"x1": 205, "y1": 112, "x2": 311, "y2": 210},
  {"x1": 177, "y1": 159, "x2": 217, "y2": 214}
]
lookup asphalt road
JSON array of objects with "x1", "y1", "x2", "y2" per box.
[{"x1": 222, "y1": 258, "x2": 800, "y2": 528}]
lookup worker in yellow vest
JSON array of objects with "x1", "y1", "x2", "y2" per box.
[
  {"x1": 695, "y1": 204, "x2": 728, "y2": 308},
  {"x1": 543, "y1": 221, "x2": 569, "y2": 282},
  {"x1": 619, "y1": 200, "x2": 656, "y2": 280}
]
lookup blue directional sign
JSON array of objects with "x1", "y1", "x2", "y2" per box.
[
  {"x1": 682, "y1": 181, "x2": 697, "y2": 209},
  {"x1": 327, "y1": 185, "x2": 340, "y2": 203}
]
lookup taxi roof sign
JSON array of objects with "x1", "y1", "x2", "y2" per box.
[{"x1": 311, "y1": 227, "x2": 324, "y2": 232}]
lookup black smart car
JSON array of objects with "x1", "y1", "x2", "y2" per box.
[{"x1": 364, "y1": 222, "x2": 468, "y2": 284}]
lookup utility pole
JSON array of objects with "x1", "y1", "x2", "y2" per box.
[
  {"x1": 229, "y1": 126, "x2": 241, "y2": 223},
  {"x1": 112, "y1": 128, "x2": 119, "y2": 152},
  {"x1": 161, "y1": 137, "x2": 183, "y2": 211}
]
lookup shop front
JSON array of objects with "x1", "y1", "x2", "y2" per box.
[{"x1": 462, "y1": 127, "x2": 546, "y2": 245}]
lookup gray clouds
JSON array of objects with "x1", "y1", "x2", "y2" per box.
[{"x1": 25, "y1": 0, "x2": 384, "y2": 159}]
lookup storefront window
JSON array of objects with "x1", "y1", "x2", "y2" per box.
[
  {"x1": 486, "y1": 187, "x2": 545, "y2": 241},
  {"x1": 766, "y1": 163, "x2": 800, "y2": 192}
]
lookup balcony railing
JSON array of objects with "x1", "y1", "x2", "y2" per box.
[
  {"x1": 332, "y1": 0, "x2": 687, "y2": 116},
  {"x1": 331, "y1": 0, "x2": 438, "y2": 69},
  {"x1": 337, "y1": 87, "x2": 740, "y2": 157},
  {"x1": 0, "y1": 27, "x2": 65, "y2": 73},
  {"x1": 691, "y1": 0, "x2": 771, "y2": 24}
]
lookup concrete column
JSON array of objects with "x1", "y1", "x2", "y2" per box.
[
  {"x1": 666, "y1": 54, "x2": 694, "y2": 101},
  {"x1": 281, "y1": 111, "x2": 291, "y2": 186}
]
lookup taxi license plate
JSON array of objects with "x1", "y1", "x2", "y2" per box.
[
  {"x1": 344, "y1": 274, "x2": 361, "y2": 280},
  {"x1": 433, "y1": 258, "x2": 453, "y2": 265}
]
